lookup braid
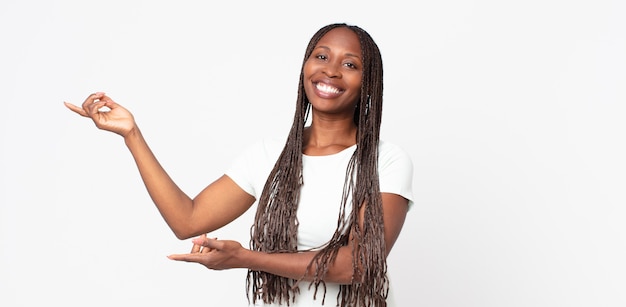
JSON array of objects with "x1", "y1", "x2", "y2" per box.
[{"x1": 247, "y1": 23, "x2": 388, "y2": 306}]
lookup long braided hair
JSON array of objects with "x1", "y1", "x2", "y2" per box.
[{"x1": 247, "y1": 23, "x2": 387, "y2": 306}]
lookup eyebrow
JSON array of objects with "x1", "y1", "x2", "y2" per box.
[{"x1": 316, "y1": 46, "x2": 362, "y2": 60}]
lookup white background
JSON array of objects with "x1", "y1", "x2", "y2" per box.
[{"x1": 1, "y1": 0, "x2": 625, "y2": 306}]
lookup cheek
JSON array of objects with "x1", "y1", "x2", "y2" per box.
[
  {"x1": 349, "y1": 74, "x2": 363, "y2": 92},
  {"x1": 302, "y1": 60, "x2": 315, "y2": 77},
  {"x1": 302, "y1": 63, "x2": 316, "y2": 92}
]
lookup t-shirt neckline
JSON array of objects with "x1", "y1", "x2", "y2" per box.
[{"x1": 302, "y1": 144, "x2": 357, "y2": 158}]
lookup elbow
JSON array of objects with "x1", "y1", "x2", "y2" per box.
[
  {"x1": 167, "y1": 213, "x2": 206, "y2": 240},
  {"x1": 170, "y1": 224, "x2": 197, "y2": 240},
  {"x1": 310, "y1": 269, "x2": 354, "y2": 285},
  {"x1": 336, "y1": 264, "x2": 386, "y2": 285},
  {"x1": 335, "y1": 269, "x2": 357, "y2": 285},
  {"x1": 173, "y1": 231, "x2": 191, "y2": 240},
  {"x1": 325, "y1": 266, "x2": 364, "y2": 285},
  {"x1": 304, "y1": 257, "x2": 355, "y2": 284},
  {"x1": 322, "y1": 247, "x2": 363, "y2": 284},
  {"x1": 328, "y1": 256, "x2": 362, "y2": 285}
]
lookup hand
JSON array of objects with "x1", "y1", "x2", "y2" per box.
[
  {"x1": 168, "y1": 236, "x2": 247, "y2": 271},
  {"x1": 64, "y1": 92, "x2": 136, "y2": 137},
  {"x1": 189, "y1": 233, "x2": 213, "y2": 254}
]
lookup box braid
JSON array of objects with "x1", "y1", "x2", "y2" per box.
[{"x1": 247, "y1": 23, "x2": 387, "y2": 306}]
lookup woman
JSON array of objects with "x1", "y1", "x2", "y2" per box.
[{"x1": 65, "y1": 23, "x2": 414, "y2": 306}]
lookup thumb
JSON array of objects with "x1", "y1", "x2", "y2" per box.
[{"x1": 100, "y1": 95, "x2": 123, "y2": 110}]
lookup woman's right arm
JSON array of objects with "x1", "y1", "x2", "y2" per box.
[{"x1": 65, "y1": 93, "x2": 255, "y2": 239}]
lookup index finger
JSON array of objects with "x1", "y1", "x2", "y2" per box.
[
  {"x1": 167, "y1": 253, "x2": 205, "y2": 263},
  {"x1": 63, "y1": 92, "x2": 107, "y2": 117},
  {"x1": 81, "y1": 92, "x2": 106, "y2": 109},
  {"x1": 63, "y1": 101, "x2": 88, "y2": 117},
  {"x1": 191, "y1": 237, "x2": 222, "y2": 250},
  {"x1": 190, "y1": 233, "x2": 207, "y2": 253}
]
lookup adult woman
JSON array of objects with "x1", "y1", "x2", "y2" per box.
[{"x1": 65, "y1": 23, "x2": 414, "y2": 306}]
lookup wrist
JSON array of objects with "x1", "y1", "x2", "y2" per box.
[
  {"x1": 239, "y1": 248, "x2": 262, "y2": 271},
  {"x1": 123, "y1": 125, "x2": 142, "y2": 144}
]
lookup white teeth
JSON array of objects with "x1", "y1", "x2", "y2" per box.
[{"x1": 316, "y1": 83, "x2": 341, "y2": 94}]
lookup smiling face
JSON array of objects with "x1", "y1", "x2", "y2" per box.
[{"x1": 303, "y1": 27, "x2": 363, "y2": 119}]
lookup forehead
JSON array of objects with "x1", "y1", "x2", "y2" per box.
[{"x1": 315, "y1": 27, "x2": 361, "y2": 55}]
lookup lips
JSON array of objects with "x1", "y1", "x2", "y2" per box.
[
  {"x1": 316, "y1": 82, "x2": 341, "y2": 94},
  {"x1": 313, "y1": 81, "x2": 344, "y2": 98}
]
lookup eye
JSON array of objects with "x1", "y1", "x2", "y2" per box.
[
  {"x1": 315, "y1": 54, "x2": 328, "y2": 61},
  {"x1": 343, "y1": 61, "x2": 360, "y2": 70}
]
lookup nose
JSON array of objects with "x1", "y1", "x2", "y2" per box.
[{"x1": 322, "y1": 60, "x2": 342, "y2": 78}]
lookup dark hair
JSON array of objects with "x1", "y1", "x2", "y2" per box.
[{"x1": 248, "y1": 23, "x2": 387, "y2": 306}]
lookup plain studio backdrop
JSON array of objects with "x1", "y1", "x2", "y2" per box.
[{"x1": 1, "y1": 0, "x2": 625, "y2": 306}]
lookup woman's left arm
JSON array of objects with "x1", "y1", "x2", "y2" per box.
[{"x1": 167, "y1": 192, "x2": 409, "y2": 284}]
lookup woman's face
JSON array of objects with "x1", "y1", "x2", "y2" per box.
[{"x1": 303, "y1": 27, "x2": 363, "y2": 119}]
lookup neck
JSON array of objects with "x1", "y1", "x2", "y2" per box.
[{"x1": 303, "y1": 117, "x2": 357, "y2": 156}]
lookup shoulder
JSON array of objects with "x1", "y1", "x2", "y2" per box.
[
  {"x1": 378, "y1": 140, "x2": 413, "y2": 166},
  {"x1": 377, "y1": 141, "x2": 414, "y2": 182},
  {"x1": 226, "y1": 137, "x2": 285, "y2": 197},
  {"x1": 242, "y1": 137, "x2": 285, "y2": 158},
  {"x1": 377, "y1": 140, "x2": 415, "y2": 207}
]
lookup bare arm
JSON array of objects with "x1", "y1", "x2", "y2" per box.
[
  {"x1": 168, "y1": 192, "x2": 409, "y2": 284},
  {"x1": 124, "y1": 128, "x2": 255, "y2": 239},
  {"x1": 65, "y1": 93, "x2": 255, "y2": 239}
]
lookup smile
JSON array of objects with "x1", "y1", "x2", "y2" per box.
[{"x1": 315, "y1": 82, "x2": 343, "y2": 94}]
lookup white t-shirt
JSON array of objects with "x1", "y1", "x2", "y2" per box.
[{"x1": 226, "y1": 138, "x2": 414, "y2": 306}]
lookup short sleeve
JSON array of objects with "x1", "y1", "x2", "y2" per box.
[
  {"x1": 225, "y1": 138, "x2": 283, "y2": 199},
  {"x1": 378, "y1": 141, "x2": 415, "y2": 209}
]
